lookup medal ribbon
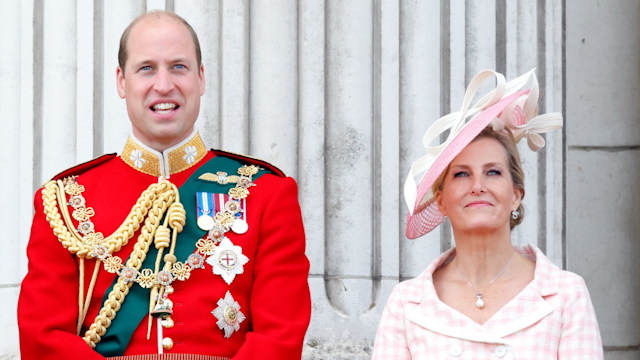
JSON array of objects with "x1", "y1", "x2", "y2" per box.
[{"x1": 196, "y1": 192, "x2": 214, "y2": 218}]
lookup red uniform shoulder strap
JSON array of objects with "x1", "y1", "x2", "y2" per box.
[
  {"x1": 51, "y1": 153, "x2": 118, "y2": 181},
  {"x1": 211, "y1": 149, "x2": 286, "y2": 177}
]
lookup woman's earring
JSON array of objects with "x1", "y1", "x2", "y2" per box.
[{"x1": 511, "y1": 209, "x2": 519, "y2": 220}]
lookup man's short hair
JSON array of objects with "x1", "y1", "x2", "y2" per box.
[{"x1": 118, "y1": 11, "x2": 202, "y2": 75}]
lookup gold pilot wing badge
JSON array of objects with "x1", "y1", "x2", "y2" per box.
[{"x1": 198, "y1": 171, "x2": 239, "y2": 185}]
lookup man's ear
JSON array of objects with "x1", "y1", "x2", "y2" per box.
[
  {"x1": 199, "y1": 64, "x2": 205, "y2": 96},
  {"x1": 116, "y1": 66, "x2": 126, "y2": 99}
]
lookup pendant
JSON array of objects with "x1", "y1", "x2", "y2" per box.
[
  {"x1": 151, "y1": 298, "x2": 174, "y2": 318},
  {"x1": 475, "y1": 293, "x2": 485, "y2": 309}
]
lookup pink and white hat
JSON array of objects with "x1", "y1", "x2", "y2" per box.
[{"x1": 404, "y1": 69, "x2": 562, "y2": 239}]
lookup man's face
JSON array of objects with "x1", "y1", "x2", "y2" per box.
[{"x1": 116, "y1": 16, "x2": 205, "y2": 151}]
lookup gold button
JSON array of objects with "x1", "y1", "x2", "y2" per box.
[
  {"x1": 161, "y1": 317, "x2": 175, "y2": 329},
  {"x1": 162, "y1": 337, "x2": 174, "y2": 351},
  {"x1": 224, "y1": 306, "x2": 238, "y2": 325}
]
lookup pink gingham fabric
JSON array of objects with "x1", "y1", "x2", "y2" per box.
[{"x1": 372, "y1": 245, "x2": 603, "y2": 359}]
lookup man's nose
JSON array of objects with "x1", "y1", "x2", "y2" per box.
[{"x1": 153, "y1": 69, "x2": 175, "y2": 94}]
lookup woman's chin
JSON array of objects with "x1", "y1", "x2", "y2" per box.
[{"x1": 453, "y1": 219, "x2": 507, "y2": 234}]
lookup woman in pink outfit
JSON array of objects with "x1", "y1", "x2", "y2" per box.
[{"x1": 372, "y1": 70, "x2": 603, "y2": 359}]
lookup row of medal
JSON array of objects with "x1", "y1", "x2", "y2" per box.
[{"x1": 196, "y1": 191, "x2": 248, "y2": 234}]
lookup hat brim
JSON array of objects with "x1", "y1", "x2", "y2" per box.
[{"x1": 405, "y1": 90, "x2": 528, "y2": 239}]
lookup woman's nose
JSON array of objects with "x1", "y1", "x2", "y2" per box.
[{"x1": 470, "y1": 177, "x2": 486, "y2": 195}]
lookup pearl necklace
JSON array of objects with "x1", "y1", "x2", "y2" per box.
[{"x1": 455, "y1": 252, "x2": 515, "y2": 309}]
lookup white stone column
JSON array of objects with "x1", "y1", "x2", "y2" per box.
[
  {"x1": 41, "y1": 0, "x2": 77, "y2": 180},
  {"x1": 0, "y1": 0, "x2": 25, "y2": 355},
  {"x1": 324, "y1": 0, "x2": 374, "y2": 317},
  {"x1": 250, "y1": 0, "x2": 299, "y2": 175},
  {"x1": 177, "y1": 0, "x2": 222, "y2": 148},
  {"x1": 219, "y1": 0, "x2": 250, "y2": 154},
  {"x1": 397, "y1": 0, "x2": 442, "y2": 279},
  {"x1": 102, "y1": 1, "x2": 145, "y2": 154}
]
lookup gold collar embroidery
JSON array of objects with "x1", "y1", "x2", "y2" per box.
[{"x1": 121, "y1": 131, "x2": 208, "y2": 178}]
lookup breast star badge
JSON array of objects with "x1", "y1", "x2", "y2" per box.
[
  {"x1": 206, "y1": 237, "x2": 249, "y2": 285},
  {"x1": 212, "y1": 291, "x2": 246, "y2": 338}
]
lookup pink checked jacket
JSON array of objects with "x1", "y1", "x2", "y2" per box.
[{"x1": 372, "y1": 245, "x2": 603, "y2": 359}]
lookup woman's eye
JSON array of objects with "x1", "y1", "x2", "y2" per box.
[
  {"x1": 453, "y1": 171, "x2": 468, "y2": 178},
  {"x1": 487, "y1": 169, "x2": 502, "y2": 176}
]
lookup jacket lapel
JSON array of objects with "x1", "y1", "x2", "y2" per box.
[{"x1": 406, "y1": 245, "x2": 558, "y2": 344}]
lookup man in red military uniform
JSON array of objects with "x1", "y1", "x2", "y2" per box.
[{"x1": 18, "y1": 10, "x2": 311, "y2": 360}]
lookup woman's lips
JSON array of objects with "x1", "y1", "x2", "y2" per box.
[{"x1": 465, "y1": 200, "x2": 492, "y2": 207}]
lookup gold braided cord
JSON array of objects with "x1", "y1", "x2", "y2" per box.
[
  {"x1": 42, "y1": 180, "x2": 176, "y2": 259},
  {"x1": 42, "y1": 179, "x2": 182, "y2": 344},
  {"x1": 52, "y1": 180, "x2": 85, "y2": 245},
  {"x1": 146, "y1": 188, "x2": 185, "y2": 339},
  {"x1": 77, "y1": 260, "x2": 101, "y2": 335},
  {"x1": 83, "y1": 186, "x2": 181, "y2": 348},
  {"x1": 77, "y1": 257, "x2": 85, "y2": 334}
]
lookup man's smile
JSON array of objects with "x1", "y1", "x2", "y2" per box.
[{"x1": 151, "y1": 102, "x2": 178, "y2": 114}]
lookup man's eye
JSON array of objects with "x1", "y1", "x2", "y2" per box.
[
  {"x1": 175, "y1": 64, "x2": 186, "y2": 70},
  {"x1": 139, "y1": 66, "x2": 152, "y2": 71}
]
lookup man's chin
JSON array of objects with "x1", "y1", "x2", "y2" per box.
[{"x1": 135, "y1": 131, "x2": 189, "y2": 152}]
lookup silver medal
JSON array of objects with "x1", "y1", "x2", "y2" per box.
[
  {"x1": 231, "y1": 219, "x2": 248, "y2": 234},
  {"x1": 197, "y1": 215, "x2": 215, "y2": 231}
]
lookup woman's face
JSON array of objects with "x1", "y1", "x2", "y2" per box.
[{"x1": 435, "y1": 137, "x2": 522, "y2": 234}]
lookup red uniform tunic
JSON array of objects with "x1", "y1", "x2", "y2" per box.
[{"x1": 18, "y1": 132, "x2": 311, "y2": 359}]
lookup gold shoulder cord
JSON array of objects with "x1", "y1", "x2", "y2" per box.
[{"x1": 41, "y1": 179, "x2": 185, "y2": 347}]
